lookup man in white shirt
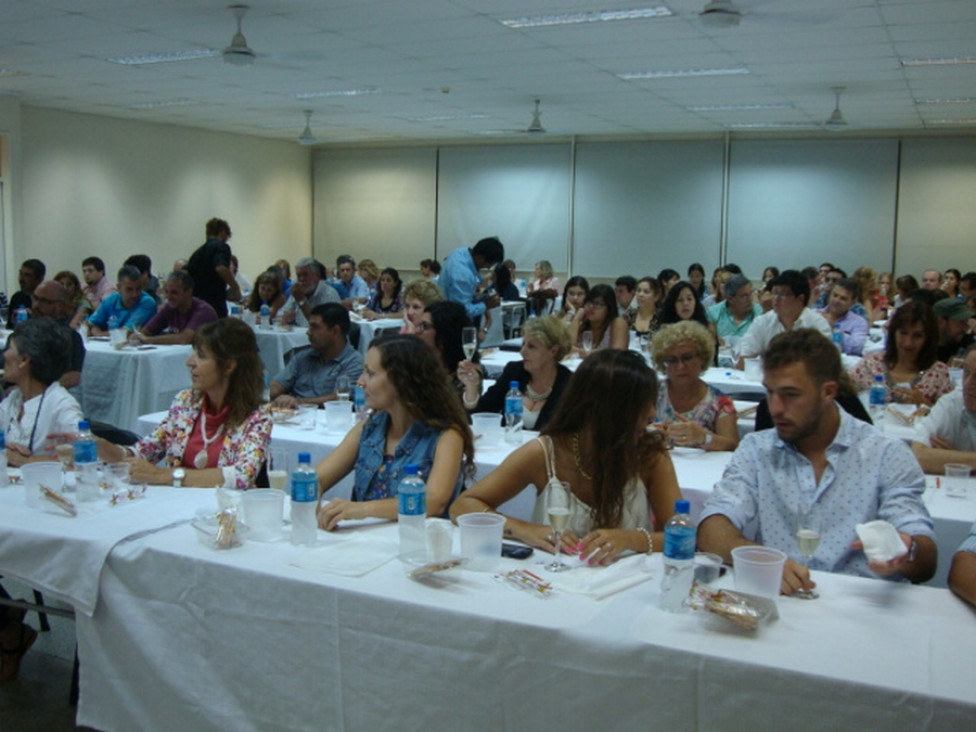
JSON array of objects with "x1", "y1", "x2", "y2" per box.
[
  {"x1": 279, "y1": 257, "x2": 341, "y2": 327},
  {"x1": 912, "y1": 344, "x2": 976, "y2": 474},
  {"x1": 737, "y1": 269, "x2": 832, "y2": 361}
]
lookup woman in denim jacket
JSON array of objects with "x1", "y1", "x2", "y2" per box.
[{"x1": 315, "y1": 336, "x2": 475, "y2": 529}]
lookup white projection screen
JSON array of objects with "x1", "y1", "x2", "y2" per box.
[
  {"x1": 572, "y1": 140, "x2": 726, "y2": 279},
  {"x1": 725, "y1": 139, "x2": 899, "y2": 279}
]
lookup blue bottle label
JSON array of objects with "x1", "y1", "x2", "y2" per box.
[
  {"x1": 664, "y1": 526, "x2": 696, "y2": 560},
  {"x1": 291, "y1": 474, "x2": 317, "y2": 503},
  {"x1": 398, "y1": 488, "x2": 426, "y2": 517}
]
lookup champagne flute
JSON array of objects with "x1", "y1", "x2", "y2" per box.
[
  {"x1": 795, "y1": 502, "x2": 821, "y2": 600},
  {"x1": 268, "y1": 449, "x2": 289, "y2": 494},
  {"x1": 336, "y1": 376, "x2": 351, "y2": 402},
  {"x1": 581, "y1": 330, "x2": 593, "y2": 356},
  {"x1": 545, "y1": 480, "x2": 573, "y2": 572},
  {"x1": 462, "y1": 326, "x2": 478, "y2": 361}
]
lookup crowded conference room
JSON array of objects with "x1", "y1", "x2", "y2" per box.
[{"x1": 1, "y1": 1, "x2": 976, "y2": 730}]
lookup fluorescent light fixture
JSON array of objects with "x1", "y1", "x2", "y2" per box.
[
  {"x1": 688, "y1": 102, "x2": 794, "y2": 111},
  {"x1": 901, "y1": 57, "x2": 976, "y2": 67},
  {"x1": 294, "y1": 87, "x2": 379, "y2": 99},
  {"x1": 925, "y1": 119, "x2": 976, "y2": 126},
  {"x1": 618, "y1": 67, "x2": 749, "y2": 79},
  {"x1": 410, "y1": 113, "x2": 491, "y2": 122},
  {"x1": 500, "y1": 6, "x2": 672, "y2": 28},
  {"x1": 726, "y1": 122, "x2": 819, "y2": 129},
  {"x1": 128, "y1": 99, "x2": 197, "y2": 110},
  {"x1": 916, "y1": 97, "x2": 976, "y2": 105},
  {"x1": 0, "y1": 68, "x2": 25, "y2": 79},
  {"x1": 107, "y1": 49, "x2": 218, "y2": 65}
]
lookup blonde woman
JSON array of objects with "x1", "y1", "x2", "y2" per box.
[{"x1": 400, "y1": 278, "x2": 443, "y2": 334}]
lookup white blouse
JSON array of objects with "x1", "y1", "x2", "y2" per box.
[{"x1": 0, "y1": 383, "x2": 84, "y2": 454}]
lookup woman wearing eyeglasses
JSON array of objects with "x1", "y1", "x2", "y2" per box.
[
  {"x1": 650, "y1": 321, "x2": 739, "y2": 452},
  {"x1": 568, "y1": 283, "x2": 628, "y2": 356}
]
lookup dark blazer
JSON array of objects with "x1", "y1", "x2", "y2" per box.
[{"x1": 474, "y1": 361, "x2": 572, "y2": 433}]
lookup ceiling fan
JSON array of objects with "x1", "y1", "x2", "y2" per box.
[
  {"x1": 699, "y1": 0, "x2": 742, "y2": 28},
  {"x1": 223, "y1": 4, "x2": 255, "y2": 66},
  {"x1": 697, "y1": 0, "x2": 833, "y2": 29},
  {"x1": 823, "y1": 87, "x2": 848, "y2": 131},
  {"x1": 297, "y1": 110, "x2": 318, "y2": 145},
  {"x1": 481, "y1": 99, "x2": 548, "y2": 136}
]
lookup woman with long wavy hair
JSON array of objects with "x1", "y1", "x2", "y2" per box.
[{"x1": 451, "y1": 349, "x2": 681, "y2": 565}]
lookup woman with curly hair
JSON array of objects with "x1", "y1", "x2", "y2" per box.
[
  {"x1": 244, "y1": 270, "x2": 287, "y2": 323},
  {"x1": 315, "y1": 335, "x2": 475, "y2": 529}
]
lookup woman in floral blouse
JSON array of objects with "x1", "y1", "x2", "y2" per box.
[
  {"x1": 315, "y1": 335, "x2": 474, "y2": 530},
  {"x1": 650, "y1": 321, "x2": 739, "y2": 451},
  {"x1": 97, "y1": 318, "x2": 271, "y2": 489}
]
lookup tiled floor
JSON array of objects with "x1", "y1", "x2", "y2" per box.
[{"x1": 0, "y1": 579, "x2": 94, "y2": 731}]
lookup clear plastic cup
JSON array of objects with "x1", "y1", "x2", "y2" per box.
[
  {"x1": 472, "y1": 413, "x2": 503, "y2": 448},
  {"x1": 944, "y1": 463, "x2": 972, "y2": 499},
  {"x1": 242, "y1": 489, "x2": 284, "y2": 542},
  {"x1": 22, "y1": 462, "x2": 64, "y2": 508},
  {"x1": 457, "y1": 513, "x2": 506, "y2": 571},
  {"x1": 324, "y1": 401, "x2": 353, "y2": 433},
  {"x1": 731, "y1": 546, "x2": 786, "y2": 599}
]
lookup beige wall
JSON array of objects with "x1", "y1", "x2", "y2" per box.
[{"x1": 6, "y1": 105, "x2": 312, "y2": 292}]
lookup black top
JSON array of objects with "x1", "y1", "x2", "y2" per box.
[
  {"x1": 936, "y1": 333, "x2": 975, "y2": 364},
  {"x1": 6, "y1": 291, "x2": 32, "y2": 329},
  {"x1": 474, "y1": 361, "x2": 573, "y2": 433},
  {"x1": 754, "y1": 391, "x2": 872, "y2": 432},
  {"x1": 187, "y1": 238, "x2": 232, "y2": 317}
]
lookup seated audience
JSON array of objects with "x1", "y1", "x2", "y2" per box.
[
  {"x1": 948, "y1": 520, "x2": 976, "y2": 608},
  {"x1": 911, "y1": 345, "x2": 976, "y2": 474},
  {"x1": 244, "y1": 270, "x2": 287, "y2": 322},
  {"x1": 415, "y1": 300, "x2": 474, "y2": 398},
  {"x1": 87, "y1": 265, "x2": 157, "y2": 335},
  {"x1": 132, "y1": 271, "x2": 218, "y2": 345},
  {"x1": 53, "y1": 270, "x2": 92, "y2": 330},
  {"x1": 933, "y1": 298, "x2": 974, "y2": 364},
  {"x1": 738, "y1": 269, "x2": 832, "y2": 361},
  {"x1": 400, "y1": 278, "x2": 443, "y2": 335},
  {"x1": 362, "y1": 267, "x2": 404, "y2": 318},
  {"x1": 527, "y1": 260, "x2": 560, "y2": 298},
  {"x1": 81, "y1": 256, "x2": 116, "y2": 311},
  {"x1": 229, "y1": 255, "x2": 251, "y2": 297},
  {"x1": 270, "y1": 304, "x2": 364, "y2": 408},
  {"x1": 124, "y1": 254, "x2": 160, "y2": 304},
  {"x1": 460, "y1": 315, "x2": 572, "y2": 432},
  {"x1": 658, "y1": 268, "x2": 680, "y2": 295},
  {"x1": 894, "y1": 274, "x2": 919, "y2": 308},
  {"x1": 555, "y1": 276, "x2": 589, "y2": 327},
  {"x1": 28, "y1": 280, "x2": 85, "y2": 389},
  {"x1": 658, "y1": 280, "x2": 709, "y2": 329},
  {"x1": 817, "y1": 278, "x2": 869, "y2": 356},
  {"x1": 853, "y1": 266, "x2": 882, "y2": 322},
  {"x1": 96, "y1": 319, "x2": 271, "y2": 489},
  {"x1": 450, "y1": 349, "x2": 680, "y2": 563},
  {"x1": 491, "y1": 262, "x2": 520, "y2": 302},
  {"x1": 626, "y1": 276, "x2": 662, "y2": 337},
  {"x1": 921, "y1": 269, "x2": 942, "y2": 291},
  {"x1": 687, "y1": 262, "x2": 706, "y2": 299},
  {"x1": 650, "y1": 321, "x2": 738, "y2": 452},
  {"x1": 275, "y1": 258, "x2": 293, "y2": 296},
  {"x1": 848, "y1": 300, "x2": 954, "y2": 406},
  {"x1": 315, "y1": 336, "x2": 474, "y2": 529},
  {"x1": 1, "y1": 318, "x2": 84, "y2": 466},
  {"x1": 332, "y1": 254, "x2": 369, "y2": 306},
  {"x1": 279, "y1": 257, "x2": 341, "y2": 327},
  {"x1": 419, "y1": 258, "x2": 441, "y2": 282},
  {"x1": 614, "y1": 276, "x2": 637, "y2": 313},
  {"x1": 6, "y1": 259, "x2": 45, "y2": 328},
  {"x1": 698, "y1": 329, "x2": 936, "y2": 596},
  {"x1": 813, "y1": 266, "x2": 845, "y2": 309},
  {"x1": 757, "y1": 265, "x2": 780, "y2": 312},
  {"x1": 357, "y1": 258, "x2": 380, "y2": 300},
  {"x1": 568, "y1": 283, "x2": 628, "y2": 355},
  {"x1": 959, "y1": 272, "x2": 976, "y2": 302},
  {"x1": 708, "y1": 273, "x2": 761, "y2": 343}
]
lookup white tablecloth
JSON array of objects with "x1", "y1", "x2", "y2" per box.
[
  {"x1": 78, "y1": 340, "x2": 193, "y2": 431},
  {"x1": 353, "y1": 316, "x2": 404, "y2": 354},
  {"x1": 71, "y1": 510, "x2": 976, "y2": 731},
  {"x1": 251, "y1": 325, "x2": 309, "y2": 378}
]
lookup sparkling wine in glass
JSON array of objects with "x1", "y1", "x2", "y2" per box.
[
  {"x1": 545, "y1": 480, "x2": 573, "y2": 572},
  {"x1": 795, "y1": 502, "x2": 821, "y2": 600},
  {"x1": 581, "y1": 331, "x2": 593, "y2": 356},
  {"x1": 268, "y1": 449, "x2": 289, "y2": 493},
  {"x1": 462, "y1": 326, "x2": 478, "y2": 361},
  {"x1": 336, "y1": 376, "x2": 351, "y2": 402}
]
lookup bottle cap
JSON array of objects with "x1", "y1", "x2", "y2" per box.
[
  {"x1": 509, "y1": 381, "x2": 519, "y2": 388},
  {"x1": 79, "y1": 420, "x2": 90, "y2": 431},
  {"x1": 874, "y1": 374, "x2": 884, "y2": 382},
  {"x1": 675, "y1": 499, "x2": 690, "y2": 514},
  {"x1": 404, "y1": 464, "x2": 419, "y2": 475},
  {"x1": 298, "y1": 452, "x2": 311, "y2": 463}
]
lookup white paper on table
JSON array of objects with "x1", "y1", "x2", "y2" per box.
[
  {"x1": 288, "y1": 532, "x2": 397, "y2": 577},
  {"x1": 546, "y1": 553, "x2": 652, "y2": 600}
]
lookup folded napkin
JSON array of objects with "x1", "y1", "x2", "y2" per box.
[
  {"x1": 288, "y1": 532, "x2": 397, "y2": 577},
  {"x1": 855, "y1": 520, "x2": 908, "y2": 563},
  {"x1": 546, "y1": 553, "x2": 652, "y2": 600}
]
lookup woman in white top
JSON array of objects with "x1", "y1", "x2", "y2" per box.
[
  {"x1": 451, "y1": 349, "x2": 681, "y2": 565},
  {"x1": 0, "y1": 318, "x2": 83, "y2": 466}
]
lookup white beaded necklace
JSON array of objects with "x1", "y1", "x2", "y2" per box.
[{"x1": 193, "y1": 410, "x2": 225, "y2": 469}]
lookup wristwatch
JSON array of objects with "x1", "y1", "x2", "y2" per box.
[
  {"x1": 906, "y1": 537, "x2": 919, "y2": 563},
  {"x1": 172, "y1": 467, "x2": 186, "y2": 488},
  {"x1": 702, "y1": 432, "x2": 714, "y2": 448}
]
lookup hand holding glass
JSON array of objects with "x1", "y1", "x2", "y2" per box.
[
  {"x1": 544, "y1": 481, "x2": 573, "y2": 572},
  {"x1": 581, "y1": 331, "x2": 593, "y2": 355},
  {"x1": 795, "y1": 503, "x2": 821, "y2": 599}
]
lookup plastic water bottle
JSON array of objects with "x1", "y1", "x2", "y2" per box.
[
  {"x1": 259, "y1": 303, "x2": 270, "y2": 327},
  {"x1": 397, "y1": 464, "x2": 426, "y2": 557},
  {"x1": 353, "y1": 385, "x2": 367, "y2": 421},
  {"x1": 290, "y1": 452, "x2": 318, "y2": 546},
  {"x1": 869, "y1": 374, "x2": 888, "y2": 431},
  {"x1": 659, "y1": 499, "x2": 696, "y2": 613},
  {"x1": 230, "y1": 304, "x2": 241, "y2": 319},
  {"x1": 0, "y1": 431, "x2": 7, "y2": 487},
  {"x1": 504, "y1": 381, "x2": 523, "y2": 444},
  {"x1": 831, "y1": 325, "x2": 844, "y2": 352},
  {"x1": 14, "y1": 306, "x2": 28, "y2": 324},
  {"x1": 72, "y1": 420, "x2": 98, "y2": 467}
]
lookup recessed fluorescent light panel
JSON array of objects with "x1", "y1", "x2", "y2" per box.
[
  {"x1": 916, "y1": 97, "x2": 976, "y2": 105},
  {"x1": 925, "y1": 119, "x2": 976, "y2": 126},
  {"x1": 901, "y1": 57, "x2": 976, "y2": 67},
  {"x1": 128, "y1": 99, "x2": 197, "y2": 110},
  {"x1": 294, "y1": 88, "x2": 379, "y2": 99},
  {"x1": 107, "y1": 49, "x2": 218, "y2": 65},
  {"x1": 618, "y1": 67, "x2": 749, "y2": 80},
  {"x1": 410, "y1": 113, "x2": 491, "y2": 122},
  {"x1": 688, "y1": 103, "x2": 794, "y2": 111},
  {"x1": 726, "y1": 122, "x2": 818, "y2": 129},
  {"x1": 501, "y1": 6, "x2": 672, "y2": 28},
  {"x1": 0, "y1": 68, "x2": 26, "y2": 79}
]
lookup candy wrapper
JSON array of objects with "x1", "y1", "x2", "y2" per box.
[
  {"x1": 493, "y1": 569, "x2": 554, "y2": 599},
  {"x1": 192, "y1": 508, "x2": 246, "y2": 549},
  {"x1": 688, "y1": 582, "x2": 778, "y2": 632}
]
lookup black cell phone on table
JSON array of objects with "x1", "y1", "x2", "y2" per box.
[{"x1": 501, "y1": 542, "x2": 534, "y2": 559}]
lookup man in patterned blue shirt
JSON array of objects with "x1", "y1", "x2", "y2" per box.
[{"x1": 699, "y1": 328, "x2": 937, "y2": 596}]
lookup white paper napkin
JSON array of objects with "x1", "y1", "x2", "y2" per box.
[
  {"x1": 855, "y1": 520, "x2": 907, "y2": 563},
  {"x1": 546, "y1": 553, "x2": 652, "y2": 600},
  {"x1": 288, "y1": 532, "x2": 397, "y2": 577}
]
